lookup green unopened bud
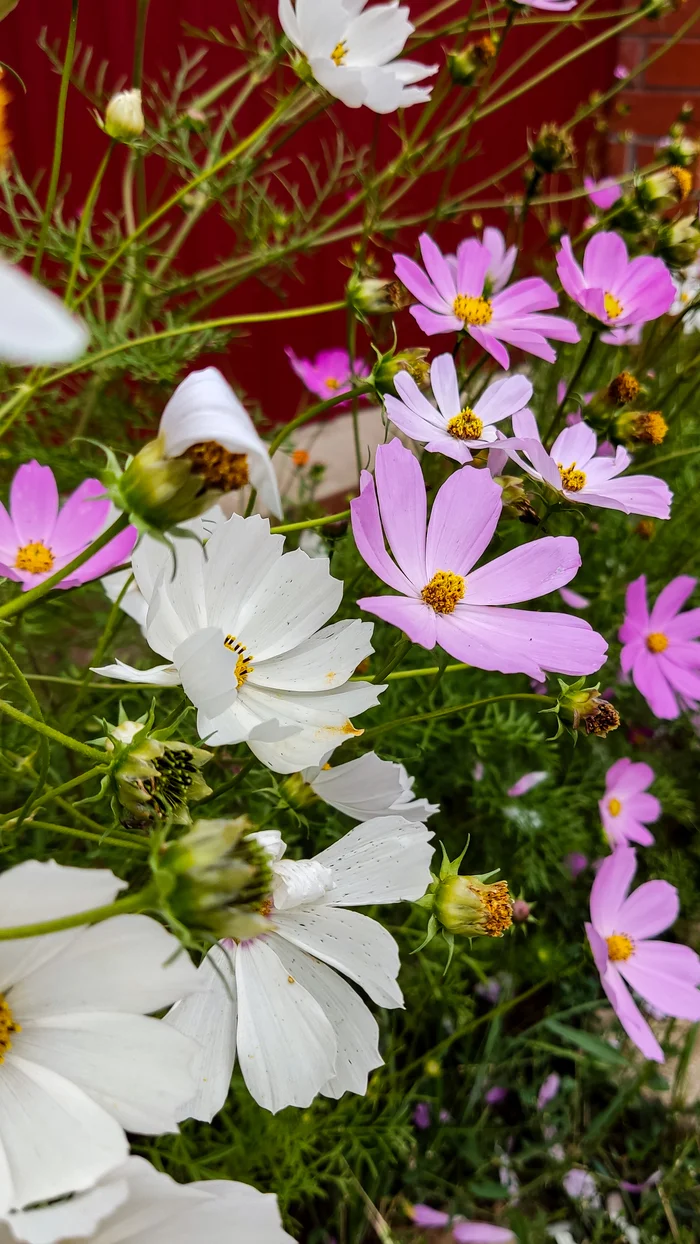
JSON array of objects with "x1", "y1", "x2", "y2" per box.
[
  {"x1": 656, "y1": 215, "x2": 700, "y2": 268},
  {"x1": 662, "y1": 133, "x2": 699, "y2": 168},
  {"x1": 435, "y1": 874, "x2": 514, "y2": 937},
  {"x1": 107, "y1": 718, "x2": 212, "y2": 827},
  {"x1": 182, "y1": 108, "x2": 207, "y2": 133},
  {"x1": 496, "y1": 474, "x2": 539, "y2": 524},
  {"x1": 372, "y1": 347, "x2": 431, "y2": 395},
  {"x1": 281, "y1": 770, "x2": 318, "y2": 810},
  {"x1": 528, "y1": 124, "x2": 575, "y2": 175},
  {"x1": 347, "y1": 273, "x2": 401, "y2": 316},
  {"x1": 110, "y1": 436, "x2": 221, "y2": 532},
  {"x1": 615, "y1": 409, "x2": 668, "y2": 447},
  {"x1": 554, "y1": 679, "x2": 621, "y2": 737},
  {"x1": 607, "y1": 371, "x2": 641, "y2": 406},
  {"x1": 637, "y1": 165, "x2": 692, "y2": 211},
  {"x1": 163, "y1": 818, "x2": 273, "y2": 941},
  {"x1": 447, "y1": 35, "x2": 498, "y2": 87},
  {"x1": 103, "y1": 89, "x2": 145, "y2": 142}
]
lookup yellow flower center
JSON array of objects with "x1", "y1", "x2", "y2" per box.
[
  {"x1": 453, "y1": 294, "x2": 493, "y2": 326},
  {"x1": 224, "y1": 635, "x2": 254, "y2": 687},
  {"x1": 331, "y1": 41, "x2": 348, "y2": 66},
  {"x1": 185, "y1": 442, "x2": 249, "y2": 492},
  {"x1": 421, "y1": 570, "x2": 465, "y2": 614},
  {"x1": 558, "y1": 463, "x2": 587, "y2": 492},
  {"x1": 0, "y1": 994, "x2": 20, "y2": 1063},
  {"x1": 325, "y1": 376, "x2": 341, "y2": 390},
  {"x1": 646, "y1": 632, "x2": 669, "y2": 654},
  {"x1": 607, "y1": 933, "x2": 634, "y2": 962},
  {"x1": 608, "y1": 797, "x2": 622, "y2": 817},
  {"x1": 14, "y1": 542, "x2": 54, "y2": 574},
  {"x1": 479, "y1": 880, "x2": 514, "y2": 936},
  {"x1": 632, "y1": 411, "x2": 668, "y2": 446},
  {"x1": 604, "y1": 291, "x2": 624, "y2": 320},
  {"x1": 447, "y1": 408, "x2": 484, "y2": 440}
]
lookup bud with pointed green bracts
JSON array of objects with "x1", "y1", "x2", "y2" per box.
[
  {"x1": 102, "y1": 708, "x2": 212, "y2": 827},
  {"x1": 636, "y1": 165, "x2": 692, "y2": 211},
  {"x1": 447, "y1": 35, "x2": 497, "y2": 87},
  {"x1": 414, "y1": 843, "x2": 513, "y2": 970},
  {"x1": 371, "y1": 344, "x2": 431, "y2": 395},
  {"x1": 615, "y1": 409, "x2": 668, "y2": 447},
  {"x1": 102, "y1": 90, "x2": 145, "y2": 142},
  {"x1": 162, "y1": 817, "x2": 273, "y2": 942},
  {"x1": 347, "y1": 272, "x2": 398, "y2": 316},
  {"x1": 546, "y1": 678, "x2": 621, "y2": 738},
  {"x1": 528, "y1": 124, "x2": 575, "y2": 175}
]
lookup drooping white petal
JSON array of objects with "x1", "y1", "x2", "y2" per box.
[
  {"x1": 164, "y1": 943, "x2": 238, "y2": 1124},
  {"x1": 234, "y1": 938, "x2": 337, "y2": 1113},
  {"x1": 91, "y1": 658, "x2": 181, "y2": 686},
  {"x1": 306, "y1": 751, "x2": 439, "y2": 821},
  {"x1": 273, "y1": 904, "x2": 403, "y2": 1008},
  {"x1": 272, "y1": 860, "x2": 334, "y2": 910},
  {"x1": 312, "y1": 815, "x2": 434, "y2": 905},
  {"x1": 0, "y1": 258, "x2": 89, "y2": 366},
  {"x1": 101, "y1": 569, "x2": 149, "y2": 632}
]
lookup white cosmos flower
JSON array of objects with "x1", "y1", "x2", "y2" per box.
[
  {"x1": 303, "y1": 751, "x2": 439, "y2": 821},
  {"x1": 0, "y1": 861, "x2": 199, "y2": 1215},
  {"x1": 158, "y1": 368, "x2": 282, "y2": 518},
  {"x1": 0, "y1": 1155, "x2": 293, "y2": 1244},
  {"x1": 0, "y1": 257, "x2": 88, "y2": 365},
  {"x1": 165, "y1": 816, "x2": 434, "y2": 1115},
  {"x1": 94, "y1": 513, "x2": 384, "y2": 773},
  {"x1": 279, "y1": 0, "x2": 438, "y2": 114}
]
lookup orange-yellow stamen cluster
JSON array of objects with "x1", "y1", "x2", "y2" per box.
[
  {"x1": 608, "y1": 797, "x2": 622, "y2": 817},
  {"x1": 421, "y1": 570, "x2": 465, "y2": 614},
  {"x1": 453, "y1": 294, "x2": 493, "y2": 326},
  {"x1": 447, "y1": 408, "x2": 484, "y2": 440},
  {"x1": 607, "y1": 933, "x2": 634, "y2": 962},
  {"x1": 559, "y1": 463, "x2": 587, "y2": 492},
  {"x1": 670, "y1": 165, "x2": 693, "y2": 201},
  {"x1": 480, "y1": 880, "x2": 514, "y2": 936},
  {"x1": 14, "y1": 542, "x2": 54, "y2": 574},
  {"x1": 646, "y1": 632, "x2": 669, "y2": 654},
  {"x1": 631, "y1": 411, "x2": 668, "y2": 446},
  {"x1": 604, "y1": 292, "x2": 624, "y2": 320},
  {"x1": 325, "y1": 376, "x2": 341, "y2": 390},
  {"x1": 186, "y1": 442, "x2": 249, "y2": 492},
  {"x1": 224, "y1": 635, "x2": 254, "y2": 687},
  {"x1": 0, "y1": 994, "x2": 20, "y2": 1063}
]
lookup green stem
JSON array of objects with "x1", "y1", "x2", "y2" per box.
[
  {"x1": 0, "y1": 700, "x2": 107, "y2": 762},
  {"x1": 0, "y1": 886, "x2": 156, "y2": 941},
  {"x1": 362, "y1": 693, "x2": 556, "y2": 741},
  {"x1": 269, "y1": 510, "x2": 350, "y2": 536},
  {"x1": 0, "y1": 514, "x2": 130, "y2": 621},
  {"x1": 354, "y1": 661, "x2": 470, "y2": 684},
  {"x1": 372, "y1": 635, "x2": 413, "y2": 683},
  {"x1": 0, "y1": 765, "x2": 110, "y2": 826},
  {"x1": 23, "y1": 820, "x2": 149, "y2": 853},
  {"x1": 199, "y1": 756, "x2": 256, "y2": 805},
  {"x1": 544, "y1": 327, "x2": 599, "y2": 445},
  {"x1": 267, "y1": 385, "x2": 374, "y2": 459},
  {"x1": 33, "y1": 0, "x2": 79, "y2": 276},
  {"x1": 65, "y1": 142, "x2": 115, "y2": 306},
  {"x1": 64, "y1": 574, "x2": 133, "y2": 728},
  {"x1": 0, "y1": 641, "x2": 49, "y2": 828}
]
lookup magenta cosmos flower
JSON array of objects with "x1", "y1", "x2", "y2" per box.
[
  {"x1": 599, "y1": 758, "x2": 660, "y2": 848},
  {"x1": 620, "y1": 575, "x2": 700, "y2": 719},
  {"x1": 351, "y1": 439, "x2": 607, "y2": 679},
  {"x1": 384, "y1": 352, "x2": 533, "y2": 463},
  {"x1": 410, "y1": 1205, "x2": 514, "y2": 1243},
  {"x1": 557, "y1": 232, "x2": 675, "y2": 329},
  {"x1": 0, "y1": 461, "x2": 137, "y2": 591},
  {"x1": 446, "y1": 226, "x2": 516, "y2": 295},
  {"x1": 507, "y1": 411, "x2": 672, "y2": 520},
  {"x1": 393, "y1": 233, "x2": 579, "y2": 368},
  {"x1": 586, "y1": 846, "x2": 700, "y2": 1062},
  {"x1": 286, "y1": 346, "x2": 369, "y2": 402},
  {"x1": 584, "y1": 177, "x2": 622, "y2": 212}
]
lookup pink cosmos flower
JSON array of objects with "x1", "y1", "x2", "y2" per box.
[
  {"x1": 557, "y1": 233, "x2": 675, "y2": 329},
  {"x1": 285, "y1": 346, "x2": 370, "y2": 402},
  {"x1": 584, "y1": 177, "x2": 622, "y2": 212},
  {"x1": 564, "y1": 851, "x2": 588, "y2": 879},
  {"x1": 599, "y1": 758, "x2": 660, "y2": 848},
  {"x1": 585, "y1": 847, "x2": 700, "y2": 1062},
  {"x1": 393, "y1": 232, "x2": 579, "y2": 368},
  {"x1": 563, "y1": 1168, "x2": 600, "y2": 1208},
  {"x1": 614, "y1": 64, "x2": 629, "y2": 80},
  {"x1": 485, "y1": 1085, "x2": 508, "y2": 1105},
  {"x1": 410, "y1": 1205, "x2": 515, "y2": 1243},
  {"x1": 0, "y1": 461, "x2": 137, "y2": 591},
  {"x1": 351, "y1": 439, "x2": 608, "y2": 680},
  {"x1": 507, "y1": 411, "x2": 672, "y2": 519},
  {"x1": 601, "y1": 322, "x2": 643, "y2": 347},
  {"x1": 537, "y1": 1072, "x2": 560, "y2": 1110},
  {"x1": 620, "y1": 575, "x2": 700, "y2": 719},
  {"x1": 384, "y1": 352, "x2": 533, "y2": 463},
  {"x1": 446, "y1": 226, "x2": 517, "y2": 295},
  {"x1": 508, "y1": 771, "x2": 548, "y2": 797}
]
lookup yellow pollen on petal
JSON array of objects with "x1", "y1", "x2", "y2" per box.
[
  {"x1": 646, "y1": 631, "x2": 669, "y2": 654},
  {"x1": 608, "y1": 797, "x2": 622, "y2": 817},
  {"x1": 604, "y1": 291, "x2": 624, "y2": 320},
  {"x1": 325, "y1": 376, "x2": 341, "y2": 390},
  {"x1": 607, "y1": 932, "x2": 634, "y2": 962},
  {"x1": 447, "y1": 407, "x2": 484, "y2": 440},
  {"x1": 224, "y1": 635, "x2": 254, "y2": 687},
  {"x1": 185, "y1": 442, "x2": 249, "y2": 492},
  {"x1": 14, "y1": 542, "x2": 54, "y2": 574},
  {"x1": 558, "y1": 463, "x2": 587, "y2": 492},
  {"x1": 0, "y1": 994, "x2": 20, "y2": 1064},
  {"x1": 421, "y1": 570, "x2": 465, "y2": 614},
  {"x1": 331, "y1": 41, "x2": 348, "y2": 66},
  {"x1": 453, "y1": 294, "x2": 493, "y2": 326}
]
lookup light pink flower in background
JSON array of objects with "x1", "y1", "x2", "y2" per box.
[
  {"x1": 410, "y1": 1205, "x2": 515, "y2": 1242},
  {"x1": 585, "y1": 846, "x2": 700, "y2": 1062},
  {"x1": 557, "y1": 233, "x2": 675, "y2": 328},
  {"x1": 601, "y1": 322, "x2": 643, "y2": 347},
  {"x1": 476, "y1": 978, "x2": 501, "y2": 1003},
  {"x1": 485, "y1": 1085, "x2": 508, "y2": 1105},
  {"x1": 446, "y1": 226, "x2": 517, "y2": 294},
  {"x1": 620, "y1": 575, "x2": 700, "y2": 719},
  {"x1": 473, "y1": 761, "x2": 485, "y2": 782},
  {"x1": 508, "y1": 771, "x2": 548, "y2": 798},
  {"x1": 0, "y1": 461, "x2": 137, "y2": 591},
  {"x1": 516, "y1": 0, "x2": 576, "y2": 8},
  {"x1": 393, "y1": 232, "x2": 579, "y2": 367},
  {"x1": 599, "y1": 758, "x2": 660, "y2": 848},
  {"x1": 413, "y1": 1102, "x2": 431, "y2": 1129},
  {"x1": 584, "y1": 176, "x2": 622, "y2": 211},
  {"x1": 286, "y1": 346, "x2": 370, "y2": 402},
  {"x1": 614, "y1": 64, "x2": 629, "y2": 79},
  {"x1": 384, "y1": 352, "x2": 533, "y2": 463},
  {"x1": 563, "y1": 1168, "x2": 600, "y2": 1208},
  {"x1": 619, "y1": 1170, "x2": 661, "y2": 1193},
  {"x1": 351, "y1": 439, "x2": 608, "y2": 680},
  {"x1": 506, "y1": 411, "x2": 672, "y2": 519},
  {"x1": 537, "y1": 1072, "x2": 561, "y2": 1110},
  {"x1": 560, "y1": 587, "x2": 590, "y2": 609},
  {"x1": 564, "y1": 851, "x2": 588, "y2": 879}
]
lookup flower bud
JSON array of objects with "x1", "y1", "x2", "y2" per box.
[
  {"x1": 637, "y1": 165, "x2": 692, "y2": 210},
  {"x1": 662, "y1": 132, "x2": 699, "y2": 168},
  {"x1": 162, "y1": 817, "x2": 273, "y2": 942},
  {"x1": 555, "y1": 679, "x2": 621, "y2": 737},
  {"x1": 656, "y1": 214, "x2": 700, "y2": 268},
  {"x1": 347, "y1": 273, "x2": 399, "y2": 316},
  {"x1": 512, "y1": 898, "x2": 532, "y2": 923},
  {"x1": 615, "y1": 409, "x2": 668, "y2": 446},
  {"x1": 528, "y1": 124, "x2": 575, "y2": 175},
  {"x1": 372, "y1": 347, "x2": 431, "y2": 395},
  {"x1": 281, "y1": 770, "x2": 318, "y2": 810},
  {"x1": 635, "y1": 518, "x2": 656, "y2": 540},
  {"x1": 103, "y1": 89, "x2": 145, "y2": 142},
  {"x1": 105, "y1": 717, "x2": 212, "y2": 827},
  {"x1": 435, "y1": 874, "x2": 513, "y2": 937},
  {"x1": 447, "y1": 35, "x2": 497, "y2": 87},
  {"x1": 496, "y1": 474, "x2": 539, "y2": 524},
  {"x1": 607, "y1": 371, "x2": 641, "y2": 405}
]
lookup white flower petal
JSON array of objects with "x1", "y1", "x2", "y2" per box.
[
  {"x1": 235, "y1": 938, "x2": 336, "y2": 1113},
  {"x1": 238, "y1": 549, "x2": 342, "y2": 662},
  {"x1": 270, "y1": 935, "x2": 382, "y2": 1100},
  {"x1": 272, "y1": 860, "x2": 334, "y2": 910},
  {"x1": 251, "y1": 619, "x2": 374, "y2": 691},
  {"x1": 91, "y1": 659, "x2": 181, "y2": 686},
  {"x1": 164, "y1": 943, "x2": 237, "y2": 1124},
  {"x1": 273, "y1": 904, "x2": 403, "y2": 1008},
  {"x1": 312, "y1": 814, "x2": 434, "y2": 904},
  {"x1": 174, "y1": 626, "x2": 239, "y2": 721},
  {"x1": 0, "y1": 259, "x2": 89, "y2": 366},
  {"x1": 307, "y1": 752, "x2": 439, "y2": 821},
  {"x1": 4, "y1": 1175, "x2": 129, "y2": 1244},
  {"x1": 202, "y1": 515, "x2": 284, "y2": 635},
  {"x1": 182, "y1": 1180, "x2": 294, "y2": 1244},
  {"x1": 0, "y1": 1056, "x2": 127, "y2": 1214}
]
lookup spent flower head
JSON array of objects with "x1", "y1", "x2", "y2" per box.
[{"x1": 102, "y1": 707, "x2": 212, "y2": 827}]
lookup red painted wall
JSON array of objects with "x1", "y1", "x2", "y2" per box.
[{"x1": 1, "y1": 0, "x2": 622, "y2": 421}]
